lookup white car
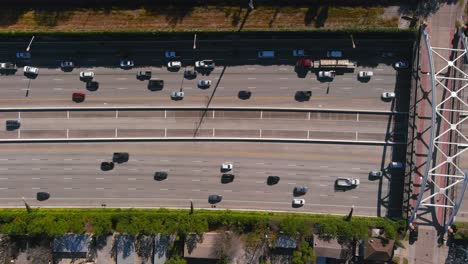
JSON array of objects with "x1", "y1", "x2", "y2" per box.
[
  {"x1": 358, "y1": 71, "x2": 373, "y2": 78},
  {"x1": 197, "y1": 80, "x2": 211, "y2": 88},
  {"x1": 165, "y1": 51, "x2": 176, "y2": 58},
  {"x1": 382, "y1": 92, "x2": 396, "y2": 100},
  {"x1": 170, "y1": 91, "x2": 184, "y2": 100},
  {"x1": 318, "y1": 71, "x2": 335, "y2": 79},
  {"x1": 80, "y1": 71, "x2": 94, "y2": 80},
  {"x1": 167, "y1": 61, "x2": 181, "y2": 70},
  {"x1": 23, "y1": 66, "x2": 38, "y2": 75},
  {"x1": 221, "y1": 163, "x2": 233, "y2": 172},
  {"x1": 195, "y1": 60, "x2": 215, "y2": 69},
  {"x1": 293, "y1": 49, "x2": 305, "y2": 56},
  {"x1": 292, "y1": 199, "x2": 305, "y2": 206}
]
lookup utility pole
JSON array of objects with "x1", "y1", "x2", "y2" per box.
[
  {"x1": 350, "y1": 34, "x2": 356, "y2": 49},
  {"x1": 193, "y1": 34, "x2": 197, "y2": 50}
]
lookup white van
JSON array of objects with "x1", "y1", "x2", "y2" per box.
[{"x1": 258, "y1": 51, "x2": 275, "y2": 58}]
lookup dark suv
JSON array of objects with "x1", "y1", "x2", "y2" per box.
[{"x1": 113, "y1": 152, "x2": 129, "y2": 163}]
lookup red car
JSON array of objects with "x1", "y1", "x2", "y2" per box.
[{"x1": 72, "y1": 92, "x2": 86, "y2": 103}]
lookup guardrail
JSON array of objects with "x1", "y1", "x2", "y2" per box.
[
  {"x1": 0, "y1": 137, "x2": 405, "y2": 146},
  {"x1": 0, "y1": 106, "x2": 408, "y2": 114}
]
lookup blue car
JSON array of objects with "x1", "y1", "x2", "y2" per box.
[{"x1": 16, "y1": 52, "x2": 31, "y2": 60}]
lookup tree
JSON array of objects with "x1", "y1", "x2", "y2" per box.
[
  {"x1": 292, "y1": 241, "x2": 315, "y2": 264},
  {"x1": 165, "y1": 256, "x2": 187, "y2": 264}
]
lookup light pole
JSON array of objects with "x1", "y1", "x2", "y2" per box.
[
  {"x1": 350, "y1": 34, "x2": 356, "y2": 49},
  {"x1": 22, "y1": 197, "x2": 32, "y2": 213},
  {"x1": 193, "y1": 34, "x2": 197, "y2": 50},
  {"x1": 26, "y1": 36, "x2": 35, "y2": 52}
]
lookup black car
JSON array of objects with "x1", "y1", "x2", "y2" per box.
[
  {"x1": 154, "y1": 171, "x2": 168, "y2": 181},
  {"x1": 267, "y1": 176, "x2": 280, "y2": 185},
  {"x1": 86, "y1": 81, "x2": 99, "y2": 91},
  {"x1": 6, "y1": 120, "x2": 20, "y2": 131},
  {"x1": 60, "y1": 61, "x2": 74, "y2": 71},
  {"x1": 113, "y1": 152, "x2": 129, "y2": 163},
  {"x1": 238, "y1": 90, "x2": 252, "y2": 100},
  {"x1": 295, "y1": 91, "x2": 312, "y2": 101},
  {"x1": 36, "y1": 192, "x2": 50, "y2": 201},
  {"x1": 293, "y1": 186, "x2": 309, "y2": 196},
  {"x1": 221, "y1": 174, "x2": 235, "y2": 184},
  {"x1": 208, "y1": 194, "x2": 223, "y2": 204},
  {"x1": 148, "y1": 79, "x2": 164, "y2": 91},
  {"x1": 101, "y1": 162, "x2": 114, "y2": 171},
  {"x1": 184, "y1": 69, "x2": 197, "y2": 79},
  {"x1": 136, "y1": 71, "x2": 152, "y2": 80}
]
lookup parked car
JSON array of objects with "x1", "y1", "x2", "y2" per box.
[
  {"x1": 167, "y1": 61, "x2": 181, "y2": 70},
  {"x1": 369, "y1": 170, "x2": 384, "y2": 178},
  {"x1": 113, "y1": 152, "x2": 129, "y2": 163},
  {"x1": 238, "y1": 90, "x2": 252, "y2": 100},
  {"x1": 136, "y1": 71, "x2": 152, "y2": 80},
  {"x1": 6, "y1": 120, "x2": 20, "y2": 131},
  {"x1": 170, "y1": 91, "x2": 184, "y2": 100},
  {"x1": 72, "y1": 92, "x2": 86, "y2": 103},
  {"x1": 382, "y1": 92, "x2": 396, "y2": 100},
  {"x1": 165, "y1": 51, "x2": 177, "y2": 58},
  {"x1": 221, "y1": 174, "x2": 235, "y2": 183},
  {"x1": 292, "y1": 199, "x2": 305, "y2": 207},
  {"x1": 195, "y1": 60, "x2": 215, "y2": 70},
  {"x1": 394, "y1": 61, "x2": 409, "y2": 69},
  {"x1": 388, "y1": 162, "x2": 404, "y2": 169},
  {"x1": 358, "y1": 71, "x2": 373, "y2": 79},
  {"x1": 101, "y1": 162, "x2": 114, "y2": 171},
  {"x1": 184, "y1": 69, "x2": 197, "y2": 79},
  {"x1": 120, "y1": 59, "x2": 134, "y2": 69},
  {"x1": 60, "y1": 61, "x2": 74, "y2": 70},
  {"x1": 318, "y1": 71, "x2": 335, "y2": 79},
  {"x1": 208, "y1": 194, "x2": 223, "y2": 204},
  {"x1": 154, "y1": 171, "x2": 168, "y2": 181},
  {"x1": 36, "y1": 192, "x2": 50, "y2": 201},
  {"x1": 267, "y1": 175, "x2": 280, "y2": 185},
  {"x1": 79, "y1": 71, "x2": 94, "y2": 81},
  {"x1": 293, "y1": 186, "x2": 309, "y2": 196},
  {"x1": 197, "y1": 80, "x2": 211, "y2": 88},
  {"x1": 16, "y1": 52, "x2": 31, "y2": 60},
  {"x1": 23, "y1": 66, "x2": 38, "y2": 75},
  {"x1": 221, "y1": 163, "x2": 233, "y2": 172},
  {"x1": 327, "y1": 50, "x2": 342, "y2": 58},
  {"x1": 293, "y1": 49, "x2": 305, "y2": 56}
]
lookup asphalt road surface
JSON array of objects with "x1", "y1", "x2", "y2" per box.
[{"x1": 0, "y1": 142, "x2": 394, "y2": 217}]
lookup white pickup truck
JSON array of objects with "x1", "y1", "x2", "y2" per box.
[{"x1": 335, "y1": 178, "x2": 360, "y2": 189}]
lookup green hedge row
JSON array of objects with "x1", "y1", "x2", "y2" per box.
[
  {"x1": 0, "y1": 208, "x2": 404, "y2": 241},
  {"x1": 0, "y1": 28, "x2": 417, "y2": 42}
]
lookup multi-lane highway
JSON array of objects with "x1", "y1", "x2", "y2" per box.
[
  {"x1": 0, "y1": 38, "x2": 412, "y2": 216},
  {"x1": 0, "y1": 142, "x2": 394, "y2": 217}
]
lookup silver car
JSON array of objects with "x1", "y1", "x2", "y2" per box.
[
  {"x1": 170, "y1": 91, "x2": 184, "y2": 100},
  {"x1": 197, "y1": 80, "x2": 211, "y2": 88},
  {"x1": 23, "y1": 66, "x2": 38, "y2": 75}
]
